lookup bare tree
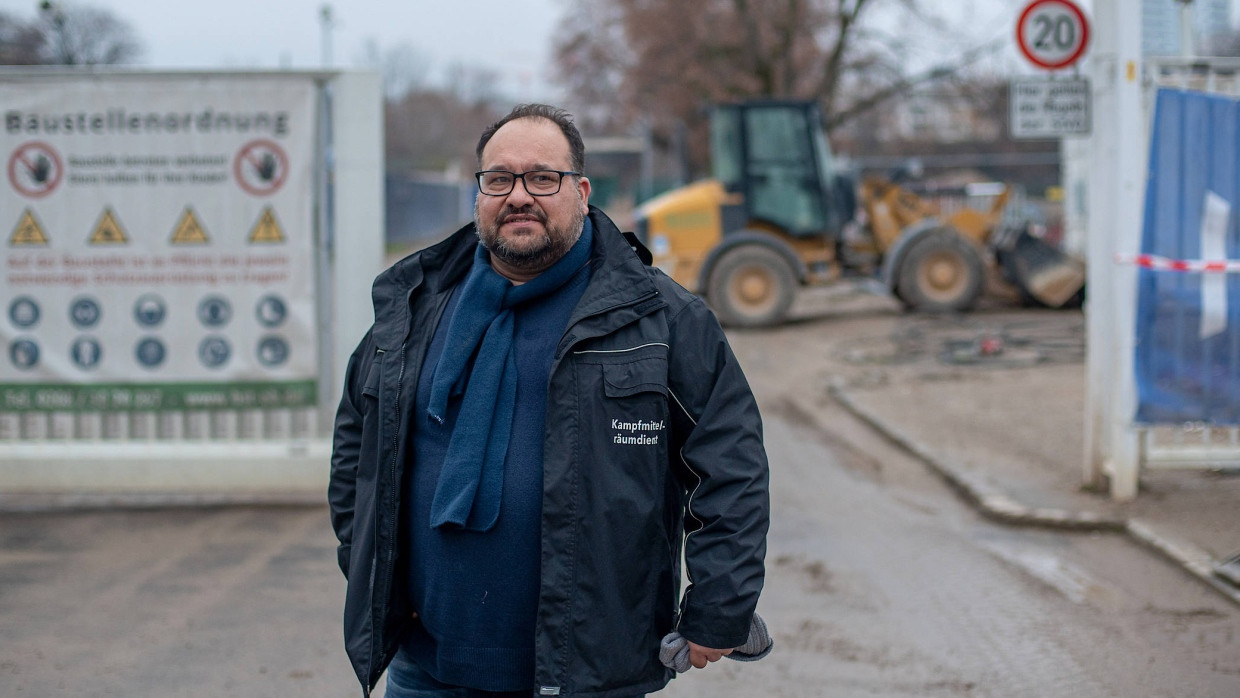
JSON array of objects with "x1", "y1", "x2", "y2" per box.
[
  {"x1": 552, "y1": 0, "x2": 1001, "y2": 176},
  {"x1": 356, "y1": 38, "x2": 434, "y2": 101},
  {"x1": 385, "y1": 88, "x2": 503, "y2": 175},
  {"x1": 35, "y1": 1, "x2": 142, "y2": 65},
  {"x1": 0, "y1": 11, "x2": 45, "y2": 65}
]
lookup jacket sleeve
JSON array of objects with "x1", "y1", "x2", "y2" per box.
[
  {"x1": 329, "y1": 329, "x2": 373, "y2": 578},
  {"x1": 666, "y1": 296, "x2": 770, "y2": 650}
]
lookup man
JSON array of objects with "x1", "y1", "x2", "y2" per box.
[{"x1": 330, "y1": 104, "x2": 769, "y2": 697}]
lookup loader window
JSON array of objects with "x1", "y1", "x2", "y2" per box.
[
  {"x1": 743, "y1": 106, "x2": 829, "y2": 236},
  {"x1": 711, "y1": 108, "x2": 744, "y2": 189}
]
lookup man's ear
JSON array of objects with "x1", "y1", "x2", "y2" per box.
[{"x1": 577, "y1": 176, "x2": 592, "y2": 211}]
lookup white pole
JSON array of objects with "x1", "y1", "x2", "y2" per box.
[
  {"x1": 319, "y1": 5, "x2": 335, "y2": 68},
  {"x1": 1176, "y1": 0, "x2": 1195, "y2": 58},
  {"x1": 1085, "y1": 0, "x2": 1144, "y2": 500}
]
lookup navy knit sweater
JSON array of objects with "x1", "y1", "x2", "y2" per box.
[{"x1": 401, "y1": 258, "x2": 591, "y2": 691}]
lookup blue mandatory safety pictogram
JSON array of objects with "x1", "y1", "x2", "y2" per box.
[
  {"x1": 256, "y1": 336, "x2": 290, "y2": 367},
  {"x1": 69, "y1": 296, "x2": 102, "y2": 329},
  {"x1": 197, "y1": 295, "x2": 232, "y2": 328},
  {"x1": 134, "y1": 294, "x2": 167, "y2": 328},
  {"x1": 135, "y1": 337, "x2": 167, "y2": 369},
  {"x1": 9, "y1": 338, "x2": 39, "y2": 370},
  {"x1": 70, "y1": 336, "x2": 103, "y2": 370},
  {"x1": 255, "y1": 294, "x2": 288, "y2": 328},
  {"x1": 198, "y1": 335, "x2": 231, "y2": 368},
  {"x1": 9, "y1": 296, "x2": 40, "y2": 329}
]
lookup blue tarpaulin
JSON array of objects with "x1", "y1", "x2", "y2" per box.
[{"x1": 1135, "y1": 88, "x2": 1240, "y2": 424}]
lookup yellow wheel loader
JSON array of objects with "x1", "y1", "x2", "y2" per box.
[{"x1": 633, "y1": 100, "x2": 1084, "y2": 327}]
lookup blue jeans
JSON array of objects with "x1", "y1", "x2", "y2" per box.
[
  {"x1": 384, "y1": 651, "x2": 644, "y2": 698},
  {"x1": 385, "y1": 652, "x2": 526, "y2": 697}
]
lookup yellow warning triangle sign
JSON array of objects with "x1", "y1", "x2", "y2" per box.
[
  {"x1": 10, "y1": 209, "x2": 49, "y2": 246},
  {"x1": 89, "y1": 208, "x2": 128, "y2": 245},
  {"x1": 248, "y1": 206, "x2": 285, "y2": 244},
  {"x1": 170, "y1": 208, "x2": 210, "y2": 245}
]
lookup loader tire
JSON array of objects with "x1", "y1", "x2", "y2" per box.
[
  {"x1": 896, "y1": 230, "x2": 984, "y2": 313},
  {"x1": 707, "y1": 245, "x2": 797, "y2": 327}
]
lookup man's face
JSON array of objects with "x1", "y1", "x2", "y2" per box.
[{"x1": 474, "y1": 117, "x2": 591, "y2": 280}]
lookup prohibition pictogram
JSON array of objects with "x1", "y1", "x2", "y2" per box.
[
  {"x1": 7, "y1": 141, "x2": 63, "y2": 199},
  {"x1": 89, "y1": 208, "x2": 129, "y2": 245},
  {"x1": 10, "y1": 208, "x2": 49, "y2": 246},
  {"x1": 233, "y1": 139, "x2": 289, "y2": 196}
]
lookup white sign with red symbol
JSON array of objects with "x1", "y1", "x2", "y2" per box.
[
  {"x1": 0, "y1": 75, "x2": 319, "y2": 408},
  {"x1": 234, "y1": 139, "x2": 289, "y2": 196},
  {"x1": 8, "y1": 141, "x2": 63, "y2": 198},
  {"x1": 1016, "y1": 0, "x2": 1090, "y2": 70}
]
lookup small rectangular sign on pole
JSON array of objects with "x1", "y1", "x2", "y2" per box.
[{"x1": 1010, "y1": 77, "x2": 1092, "y2": 138}]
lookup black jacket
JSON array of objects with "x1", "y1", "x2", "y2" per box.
[{"x1": 329, "y1": 207, "x2": 769, "y2": 697}]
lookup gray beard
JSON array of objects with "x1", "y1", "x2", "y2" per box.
[{"x1": 474, "y1": 202, "x2": 585, "y2": 272}]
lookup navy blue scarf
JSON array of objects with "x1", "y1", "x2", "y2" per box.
[{"x1": 425, "y1": 218, "x2": 594, "y2": 531}]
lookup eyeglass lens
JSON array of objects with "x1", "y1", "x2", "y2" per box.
[{"x1": 479, "y1": 170, "x2": 564, "y2": 196}]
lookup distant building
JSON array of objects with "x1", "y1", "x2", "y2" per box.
[
  {"x1": 1142, "y1": 0, "x2": 1232, "y2": 56},
  {"x1": 877, "y1": 88, "x2": 1002, "y2": 144}
]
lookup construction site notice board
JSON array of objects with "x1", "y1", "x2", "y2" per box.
[{"x1": 2, "y1": 74, "x2": 319, "y2": 413}]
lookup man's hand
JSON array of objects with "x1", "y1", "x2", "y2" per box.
[{"x1": 687, "y1": 641, "x2": 733, "y2": 669}]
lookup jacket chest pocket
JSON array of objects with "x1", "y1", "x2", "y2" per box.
[
  {"x1": 574, "y1": 345, "x2": 671, "y2": 476},
  {"x1": 602, "y1": 359, "x2": 668, "y2": 400}
]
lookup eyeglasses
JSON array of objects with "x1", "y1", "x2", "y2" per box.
[{"x1": 475, "y1": 169, "x2": 581, "y2": 197}]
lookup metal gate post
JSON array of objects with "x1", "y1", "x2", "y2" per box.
[{"x1": 1085, "y1": 0, "x2": 1144, "y2": 500}]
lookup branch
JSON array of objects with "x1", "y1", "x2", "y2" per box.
[
  {"x1": 819, "y1": 0, "x2": 875, "y2": 115},
  {"x1": 823, "y1": 36, "x2": 1005, "y2": 133}
]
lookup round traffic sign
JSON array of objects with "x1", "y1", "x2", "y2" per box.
[{"x1": 1016, "y1": 0, "x2": 1090, "y2": 70}]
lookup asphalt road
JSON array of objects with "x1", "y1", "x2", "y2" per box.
[{"x1": 1, "y1": 304, "x2": 1238, "y2": 697}]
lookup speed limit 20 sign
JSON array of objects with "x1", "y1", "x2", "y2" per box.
[{"x1": 1016, "y1": 0, "x2": 1090, "y2": 70}]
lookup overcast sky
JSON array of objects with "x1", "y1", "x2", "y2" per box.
[
  {"x1": 0, "y1": 0, "x2": 568, "y2": 99},
  {"x1": 3, "y1": 0, "x2": 1238, "y2": 100}
]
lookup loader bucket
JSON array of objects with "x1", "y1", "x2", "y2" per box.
[{"x1": 998, "y1": 229, "x2": 1086, "y2": 308}]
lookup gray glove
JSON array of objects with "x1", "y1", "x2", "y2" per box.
[{"x1": 659, "y1": 612, "x2": 773, "y2": 672}]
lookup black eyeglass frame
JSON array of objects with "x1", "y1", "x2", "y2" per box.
[{"x1": 475, "y1": 169, "x2": 582, "y2": 197}]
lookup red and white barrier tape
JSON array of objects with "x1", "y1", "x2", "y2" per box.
[{"x1": 1115, "y1": 253, "x2": 1240, "y2": 273}]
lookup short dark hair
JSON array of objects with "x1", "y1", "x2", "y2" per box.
[{"x1": 476, "y1": 104, "x2": 586, "y2": 174}]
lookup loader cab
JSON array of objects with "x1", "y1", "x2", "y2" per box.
[{"x1": 710, "y1": 100, "x2": 845, "y2": 238}]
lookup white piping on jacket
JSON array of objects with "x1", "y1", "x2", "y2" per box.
[
  {"x1": 669, "y1": 387, "x2": 706, "y2": 599},
  {"x1": 573, "y1": 342, "x2": 670, "y2": 355}
]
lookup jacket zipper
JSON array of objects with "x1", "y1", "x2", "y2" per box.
[
  {"x1": 374, "y1": 343, "x2": 406, "y2": 691},
  {"x1": 537, "y1": 288, "x2": 663, "y2": 688},
  {"x1": 669, "y1": 389, "x2": 704, "y2": 627}
]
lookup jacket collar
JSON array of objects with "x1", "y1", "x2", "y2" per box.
[
  {"x1": 370, "y1": 224, "x2": 476, "y2": 351},
  {"x1": 572, "y1": 206, "x2": 660, "y2": 322},
  {"x1": 368, "y1": 206, "x2": 659, "y2": 351}
]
